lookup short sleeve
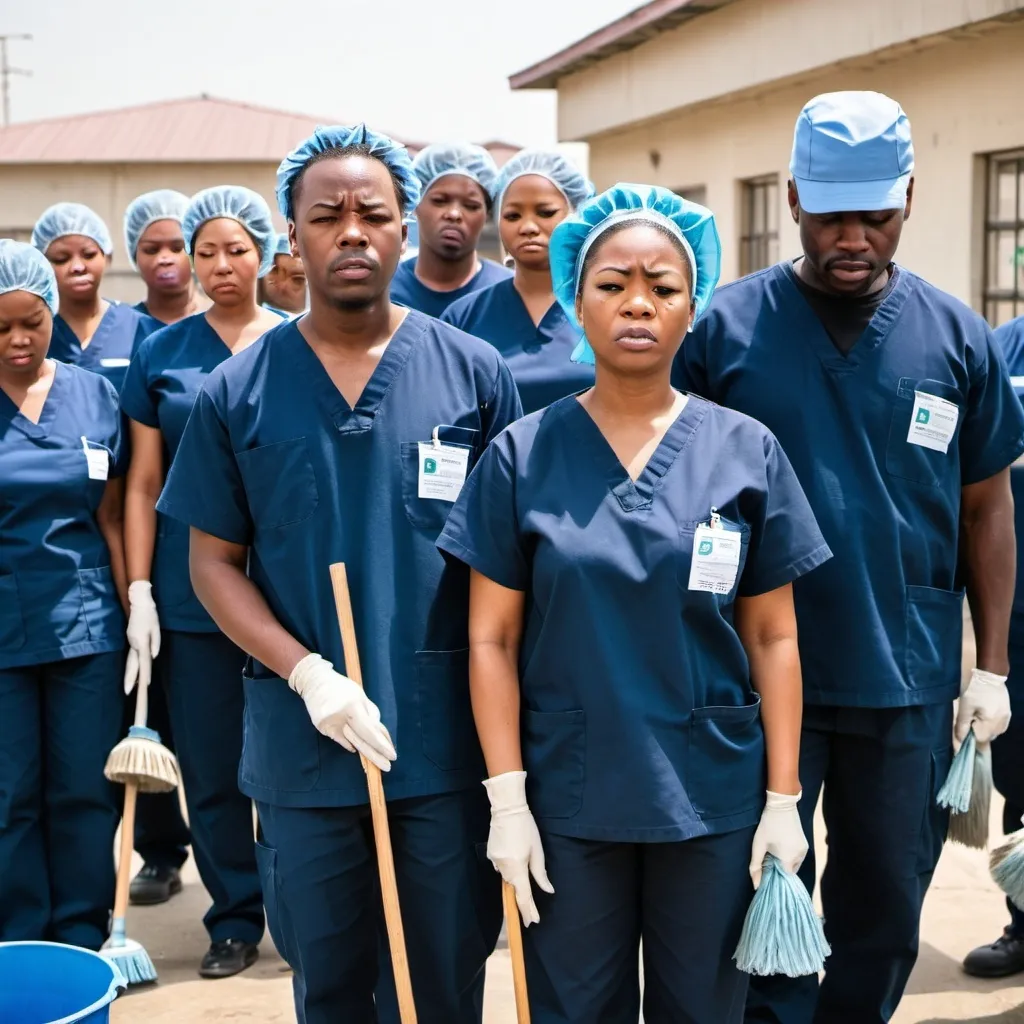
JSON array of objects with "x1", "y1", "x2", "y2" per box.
[
  {"x1": 481, "y1": 357, "x2": 523, "y2": 445},
  {"x1": 156, "y1": 382, "x2": 253, "y2": 545},
  {"x1": 959, "y1": 325, "x2": 1024, "y2": 484},
  {"x1": 437, "y1": 435, "x2": 529, "y2": 591},
  {"x1": 440, "y1": 295, "x2": 469, "y2": 330},
  {"x1": 120, "y1": 337, "x2": 160, "y2": 428},
  {"x1": 739, "y1": 432, "x2": 832, "y2": 597},
  {"x1": 672, "y1": 316, "x2": 713, "y2": 399}
]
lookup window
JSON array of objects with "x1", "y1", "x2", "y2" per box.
[
  {"x1": 674, "y1": 185, "x2": 707, "y2": 207},
  {"x1": 739, "y1": 175, "x2": 779, "y2": 276},
  {"x1": 984, "y1": 150, "x2": 1024, "y2": 327}
]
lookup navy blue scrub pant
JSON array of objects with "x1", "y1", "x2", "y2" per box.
[
  {"x1": 161, "y1": 630, "x2": 263, "y2": 943},
  {"x1": 255, "y1": 789, "x2": 501, "y2": 1024},
  {"x1": 0, "y1": 651, "x2": 123, "y2": 950},
  {"x1": 524, "y1": 826, "x2": 755, "y2": 1023},
  {"x1": 132, "y1": 666, "x2": 191, "y2": 870},
  {"x1": 992, "y1": 636, "x2": 1024, "y2": 936},
  {"x1": 746, "y1": 702, "x2": 953, "y2": 1024}
]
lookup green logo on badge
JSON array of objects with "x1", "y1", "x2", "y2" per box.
[
  {"x1": 698, "y1": 539, "x2": 713, "y2": 556},
  {"x1": 916, "y1": 408, "x2": 930, "y2": 424},
  {"x1": 424, "y1": 458, "x2": 437, "y2": 474}
]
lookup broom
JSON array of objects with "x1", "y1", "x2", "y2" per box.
[
  {"x1": 734, "y1": 855, "x2": 831, "y2": 977},
  {"x1": 503, "y1": 881, "x2": 531, "y2": 1024},
  {"x1": 937, "y1": 727, "x2": 992, "y2": 850},
  {"x1": 991, "y1": 824, "x2": 1024, "y2": 910},
  {"x1": 100, "y1": 660, "x2": 181, "y2": 985}
]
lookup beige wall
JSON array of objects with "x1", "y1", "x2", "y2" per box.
[
  {"x1": 0, "y1": 161, "x2": 284, "y2": 303},
  {"x1": 580, "y1": 19, "x2": 1024, "y2": 306}
]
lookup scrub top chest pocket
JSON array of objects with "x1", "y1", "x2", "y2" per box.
[
  {"x1": 886, "y1": 378, "x2": 963, "y2": 486},
  {"x1": 236, "y1": 437, "x2": 320, "y2": 531},
  {"x1": 680, "y1": 512, "x2": 750, "y2": 604},
  {"x1": 402, "y1": 425, "x2": 479, "y2": 532}
]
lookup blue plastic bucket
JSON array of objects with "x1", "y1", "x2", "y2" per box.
[{"x1": 0, "y1": 942, "x2": 126, "y2": 1023}]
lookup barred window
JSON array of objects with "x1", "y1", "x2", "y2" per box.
[
  {"x1": 983, "y1": 149, "x2": 1024, "y2": 327},
  {"x1": 739, "y1": 175, "x2": 779, "y2": 276}
]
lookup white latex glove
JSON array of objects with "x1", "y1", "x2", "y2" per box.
[
  {"x1": 288, "y1": 653, "x2": 396, "y2": 772},
  {"x1": 749, "y1": 790, "x2": 808, "y2": 889},
  {"x1": 956, "y1": 668, "x2": 1011, "y2": 744},
  {"x1": 124, "y1": 580, "x2": 161, "y2": 695},
  {"x1": 483, "y1": 771, "x2": 554, "y2": 926}
]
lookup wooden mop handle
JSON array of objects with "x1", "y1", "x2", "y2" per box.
[
  {"x1": 112, "y1": 782, "x2": 138, "y2": 922},
  {"x1": 329, "y1": 563, "x2": 417, "y2": 1024},
  {"x1": 503, "y1": 882, "x2": 531, "y2": 1024}
]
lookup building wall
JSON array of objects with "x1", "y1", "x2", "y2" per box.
[
  {"x1": 581, "y1": 19, "x2": 1024, "y2": 305},
  {"x1": 0, "y1": 161, "x2": 282, "y2": 303}
]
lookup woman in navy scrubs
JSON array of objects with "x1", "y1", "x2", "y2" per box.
[
  {"x1": 124, "y1": 189, "x2": 201, "y2": 326},
  {"x1": 0, "y1": 240, "x2": 127, "y2": 950},
  {"x1": 442, "y1": 150, "x2": 596, "y2": 413},
  {"x1": 32, "y1": 202, "x2": 159, "y2": 393},
  {"x1": 438, "y1": 185, "x2": 833, "y2": 1023},
  {"x1": 259, "y1": 233, "x2": 307, "y2": 318},
  {"x1": 120, "y1": 186, "x2": 281, "y2": 978}
]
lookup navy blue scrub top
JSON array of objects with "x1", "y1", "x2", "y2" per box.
[
  {"x1": 0, "y1": 361, "x2": 127, "y2": 669},
  {"x1": 121, "y1": 314, "x2": 239, "y2": 633},
  {"x1": 674, "y1": 262, "x2": 1024, "y2": 709},
  {"x1": 442, "y1": 278, "x2": 595, "y2": 415},
  {"x1": 995, "y1": 315, "x2": 1024, "y2": 635},
  {"x1": 50, "y1": 300, "x2": 160, "y2": 394},
  {"x1": 391, "y1": 256, "x2": 511, "y2": 320},
  {"x1": 438, "y1": 395, "x2": 831, "y2": 841},
  {"x1": 157, "y1": 310, "x2": 522, "y2": 808}
]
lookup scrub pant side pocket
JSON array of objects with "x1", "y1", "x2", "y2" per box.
[
  {"x1": 687, "y1": 697, "x2": 765, "y2": 822},
  {"x1": 237, "y1": 438, "x2": 319, "y2": 530},
  {"x1": 0, "y1": 574, "x2": 25, "y2": 651},
  {"x1": 255, "y1": 836, "x2": 293, "y2": 965},
  {"x1": 905, "y1": 586, "x2": 963, "y2": 694},
  {"x1": 417, "y1": 649, "x2": 478, "y2": 772},
  {"x1": 917, "y1": 730, "x2": 954, "y2": 875},
  {"x1": 523, "y1": 710, "x2": 586, "y2": 819}
]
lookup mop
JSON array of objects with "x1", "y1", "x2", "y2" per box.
[
  {"x1": 503, "y1": 882, "x2": 531, "y2": 1024},
  {"x1": 100, "y1": 661, "x2": 180, "y2": 986},
  {"x1": 937, "y1": 726, "x2": 992, "y2": 850},
  {"x1": 734, "y1": 855, "x2": 831, "y2": 978}
]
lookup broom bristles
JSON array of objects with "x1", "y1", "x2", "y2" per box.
[
  {"x1": 104, "y1": 726, "x2": 180, "y2": 792},
  {"x1": 991, "y1": 829, "x2": 1024, "y2": 910},
  {"x1": 734, "y1": 855, "x2": 831, "y2": 978},
  {"x1": 101, "y1": 933, "x2": 157, "y2": 987},
  {"x1": 946, "y1": 742, "x2": 992, "y2": 849},
  {"x1": 937, "y1": 729, "x2": 977, "y2": 815}
]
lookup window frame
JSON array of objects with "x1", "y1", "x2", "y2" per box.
[
  {"x1": 983, "y1": 148, "x2": 1024, "y2": 327},
  {"x1": 739, "y1": 174, "x2": 780, "y2": 277}
]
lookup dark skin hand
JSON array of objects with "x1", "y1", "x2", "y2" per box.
[{"x1": 961, "y1": 468, "x2": 1015, "y2": 675}]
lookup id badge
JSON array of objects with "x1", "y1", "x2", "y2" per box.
[
  {"x1": 417, "y1": 439, "x2": 469, "y2": 502},
  {"x1": 81, "y1": 436, "x2": 109, "y2": 481},
  {"x1": 907, "y1": 391, "x2": 959, "y2": 454},
  {"x1": 688, "y1": 513, "x2": 742, "y2": 595}
]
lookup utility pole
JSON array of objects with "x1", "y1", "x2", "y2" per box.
[{"x1": 0, "y1": 34, "x2": 32, "y2": 128}]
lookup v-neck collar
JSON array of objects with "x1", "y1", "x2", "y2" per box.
[
  {"x1": 563, "y1": 392, "x2": 708, "y2": 511},
  {"x1": 504, "y1": 280, "x2": 566, "y2": 343},
  {"x1": 56, "y1": 301, "x2": 123, "y2": 365},
  {"x1": 0, "y1": 360, "x2": 66, "y2": 440},
  {"x1": 283, "y1": 311, "x2": 422, "y2": 434},
  {"x1": 197, "y1": 312, "x2": 240, "y2": 360},
  {"x1": 775, "y1": 261, "x2": 913, "y2": 374}
]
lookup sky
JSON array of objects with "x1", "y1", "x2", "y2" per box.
[{"x1": 2, "y1": 0, "x2": 642, "y2": 146}]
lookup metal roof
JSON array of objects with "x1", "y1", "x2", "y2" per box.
[
  {"x1": 0, "y1": 95, "x2": 425, "y2": 165},
  {"x1": 510, "y1": 0, "x2": 737, "y2": 90}
]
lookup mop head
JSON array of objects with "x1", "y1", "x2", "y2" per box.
[
  {"x1": 100, "y1": 933, "x2": 157, "y2": 986},
  {"x1": 936, "y1": 728, "x2": 977, "y2": 815},
  {"x1": 991, "y1": 829, "x2": 1024, "y2": 910},
  {"x1": 946, "y1": 741, "x2": 992, "y2": 849},
  {"x1": 104, "y1": 725, "x2": 180, "y2": 793},
  {"x1": 734, "y1": 855, "x2": 831, "y2": 978}
]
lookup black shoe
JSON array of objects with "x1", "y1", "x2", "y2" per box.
[
  {"x1": 129, "y1": 864, "x2": 183, "y2": 906},
  {"x1": 963, "y1": 928, "x2": 1024, "y2": 978},
  {"x1": 198, "y1": 939, "x2": 260, "y2": 979}
]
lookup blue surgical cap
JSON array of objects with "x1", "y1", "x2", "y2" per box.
[
  {"x1": 0, "y1": 239, "x2": 59, "y2": 315},
  {"x1": 32, "y1": 202, "x2": 113, "y2": 257},
  {"x1": 274, "y1": 232, "x2": 292, "y2": 257},
  {"x1": 549, "y1": 183, "x2": 722, "y2": 365},
  {"x1": 182, "y1": 186, "x2": 277, "y2": 278},
  {"x1": 494, "y1": 149, "x2": 594, "y2": 215},
  {"x1": 276, "y1": 124, "x2": 421, "y2": 221},
  {"x1": 123, "y1": 189, "x2": 190, "y2": 269},
  {"x1": 412, "y1": 143, "x2": 499, "y2": 202}
]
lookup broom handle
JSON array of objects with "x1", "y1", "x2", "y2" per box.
[
  {"x1": 113, "y1": 782, "x2": 138, "y2": 924},
  {"x1": 329, "y1": 563, "x2": 418, "y2": 1024},
  {"x1": 503, "y1": 881, "x2": 531, "y2": 1023},
  {"x1": 133, "y1": 670, "x2": 149, "y2": 728}
]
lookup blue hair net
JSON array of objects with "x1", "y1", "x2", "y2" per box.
[
  {"x1": 182, "y1": 186, "x2": 277, "y2": 278},
  {"x1": 123, "y1": 189, "x2": 190, "y2": 269},
  {"x1": 276, "y1": 124, "x2": 421, "y2": 220},
  {"x1": 494, "y1": 149, "x2": 594, "y2": 215},
  {"x1": 0, "y1": 239, "x2": 59, "y2": 315},
  {"x1": 412, "y1": 143, "x2": 500, "y2": 202},
  {"x1": 549, "y1": 183, "x2": 722, "y2": 365},
  {"x1": 32, "y1": 202, "x2": 113, "y2": 256},
  {"x1": 273, "y1": 232, "x2": 292, "y2": 257}
]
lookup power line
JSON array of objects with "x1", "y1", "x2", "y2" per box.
[{"x1": 0, "y1": 33, "x2": 32, "y2": 128}]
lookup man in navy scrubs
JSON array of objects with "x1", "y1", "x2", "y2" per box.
[{"x1": 675, "y1": 91, "x2": 1024, "y2": 1023}]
